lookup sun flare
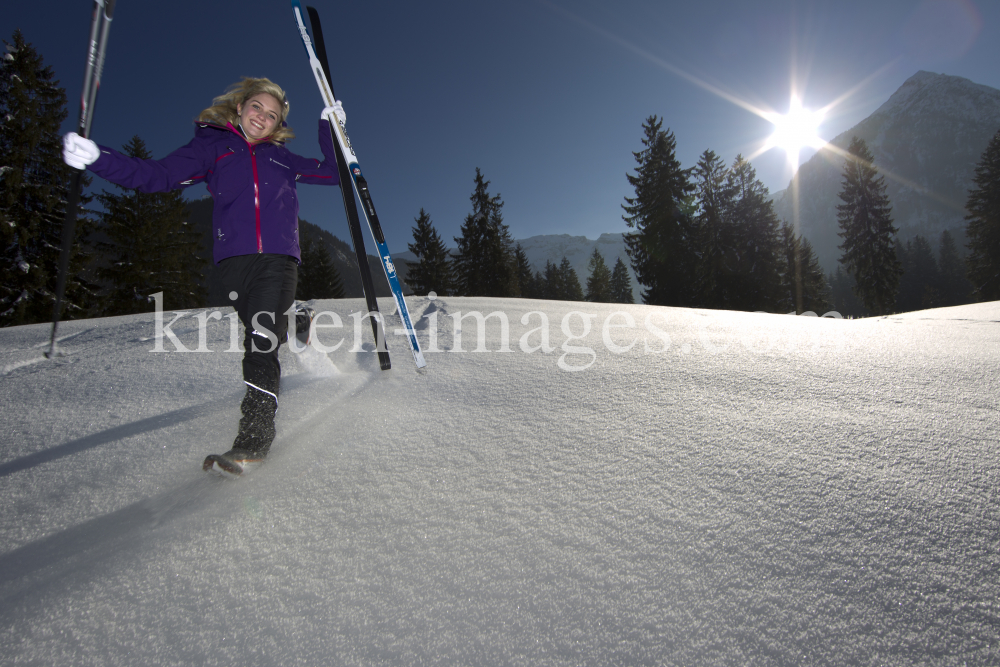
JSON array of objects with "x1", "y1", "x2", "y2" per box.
[{"x1": 765, "y1": 96, "x2": 827, "y2": 165}]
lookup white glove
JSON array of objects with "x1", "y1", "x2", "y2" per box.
[
  {"x1": 322, "y1": 101, "x2": 346, "y2": 127},
  {"x1": 63, "y1": 132, "x2": 100, "y2": 170}
]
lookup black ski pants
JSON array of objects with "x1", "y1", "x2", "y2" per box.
[{"x1": 217, "y1": 253, "x2": 298, "y2": 397}]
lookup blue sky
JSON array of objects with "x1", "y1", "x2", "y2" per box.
[{"x1": 6, "y1": 1, "x2": 1000, "y2": 252}]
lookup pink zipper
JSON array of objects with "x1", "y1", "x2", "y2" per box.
[
  {"x1": 226, "y1": 123, "x2": 265, "y2": 253},
  {"x1": 251, "y1": 148, "x2": 261, "y2": 253}
]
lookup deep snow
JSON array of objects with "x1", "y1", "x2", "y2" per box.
[{"x1": 0, "y1": 297, "x2": 998, "y2": 666}]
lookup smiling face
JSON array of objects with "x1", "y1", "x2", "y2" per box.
[{"x1": 236, "y1": 93, "x2": 283, "y2": 142}]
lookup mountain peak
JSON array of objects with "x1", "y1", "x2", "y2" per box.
[
  {"x1": 865, "y1": 70, "x2": 1000, "y2": 129},
  {"x1": 906, "y1": 70, "x2": 949, "y2": 84},
  {"x1": 774, "y1": 71, "x2": 1000, "y2": 272}
]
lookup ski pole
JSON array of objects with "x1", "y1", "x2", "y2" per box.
[{"x1": 47, "y1": 0, "x2": 116, "y2": 359}]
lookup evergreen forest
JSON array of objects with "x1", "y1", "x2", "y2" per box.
[{"x1": 3, "y1": 30, "x2": 999, "y2": 327}]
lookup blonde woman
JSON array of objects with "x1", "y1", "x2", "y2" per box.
[{"x1": 64, "y1": 77, "x2": 346, "y2": 476}]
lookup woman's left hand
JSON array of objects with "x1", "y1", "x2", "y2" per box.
[{"x1": 322, "y1": 101, "x2": 346, "y2": 128}]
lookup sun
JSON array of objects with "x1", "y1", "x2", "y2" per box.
[{"x1": 764, "y1": 96, "x2": 827, "y2": 166}]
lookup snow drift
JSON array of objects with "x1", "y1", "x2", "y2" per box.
[{"x1": 1, "y1": 296, "x2": 998, "y2": 665}]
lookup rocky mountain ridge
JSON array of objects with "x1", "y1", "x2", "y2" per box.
[{"x1": 773, "y1": 71, "x2": 1000, "y2": 272}]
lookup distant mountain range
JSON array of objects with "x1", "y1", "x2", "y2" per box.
[
  {"x1": 515, "y1": 233, "x2": 640, "y2": 302},
  {"x1": 772, "y1": 71, "x2": 1000, "y2": 272}
]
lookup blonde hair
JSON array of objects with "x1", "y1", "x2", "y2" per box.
[{"x1": 198, "y1": 77, "x2": 295, "y2": 144}]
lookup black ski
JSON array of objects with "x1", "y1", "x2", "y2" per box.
[
  {"x1": 305, "y1": 6, "x2": 425, "y2": 369},
  {"x1": 291, "y1": 1, "x2": 390, "y2": 370},
  {"x1": 47, "y1": 0, "x2": 116, "y2": 359}
]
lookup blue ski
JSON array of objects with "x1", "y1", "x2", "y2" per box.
[{"x1": 291, "y1": 1, "x2": 427, "y2": 369}]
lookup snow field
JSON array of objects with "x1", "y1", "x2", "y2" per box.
[{"x1": 0, "y1": 297, "x2": 998, "y2": 665}]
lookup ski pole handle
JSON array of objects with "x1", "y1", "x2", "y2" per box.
[{"x1": 78, "y1": 0, "x2": 115, "y2": 138}]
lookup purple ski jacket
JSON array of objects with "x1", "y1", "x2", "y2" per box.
[{"x1": 88, "y1": 120, "x2": 340, "y2": 264}]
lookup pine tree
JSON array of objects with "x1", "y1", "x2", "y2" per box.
[
  {"x1": 938, "y1": 230, "x2": 971, "y2": 306},
  {"x1": 542, "y1": 260, "x2": 563, "y2": 300},
  {"x1": 527, "y1": 269, "x2": 546, "y2": 300},
  {"x1": 895, "y1": 235, "x2": 940, "y2": 312},
  {"x1": 407, "y1": 208, "x2": 455, "y2": 296},
  {"x1": 689, "y1": 150, "x2": 784, "y2": 312},
  {"x1": 894, "y1": 239, "x2": 913, "y2": 311},
  {"x1": 557, "y1": 257, "x2": 584, "y2": 301},
  {"x1": 584, "y1": 248, "x2": 612, "y2": 302},
  {"x1": 622, "y1": 116, "x2": 697, "y2": 306},
  {"x1": 914, "y1": 235, "x2": 943, "y2": 309},
  {"x1": 536, "y1": 257, "x2": 583, "y2": 301},
  {"x1": 725, "y1": 155, "x2": 783, "y2": 311},
  {"x1": 965, "y1": 128, "x2": 1000, "y2": 301},
  {"x1": 778, "y1": 221, "x2": 830, "y2": 314},
  {"x1": 837, "y1": 136, "x2": 901, "y2": 315},
  {"x1": 94, "y1": 136, "x2": 206, "y2": 315},
  {"x1": 452, "y1": 168, "x2": 518, "y2": 297},
  {"x1": 610, "y1": 257, "x2": 635, "y2": 304},
  {"x1": 513, "y1": 244, "x2": 539, "y2": 298},
  {"x1": 828, "y1": 267, "x2": 862, "y2": 317},
  {"x1": 828, "y1": 265, "x2": 867, "y2": 318},
  {"x1": 691, "y1": 149, "x2": 734, "y2": 309},
  {"x1": 297, "y1": 227, "x2": 345, "y2": 300},
  {"x1": 0, "y1": 30, "x2": 96, "y2": 326},
  {"x1": 778, "y1": 222, "x2": 801, "y2": 313},
  {"x1": 797, "y1": 236, "x2": 830, "y2": 314}
]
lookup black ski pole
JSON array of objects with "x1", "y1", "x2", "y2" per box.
[{"x1": 47, "y1": 0, "x2": 116, "y2": 359}]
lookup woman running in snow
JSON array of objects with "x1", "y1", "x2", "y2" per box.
[{"x1": 63, "y1": 77, "x2": 345, "y2": 476}]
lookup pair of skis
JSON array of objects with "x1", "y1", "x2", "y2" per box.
[
  {"x1": 291, "y1": 1, "x2": 426, "y2": 370},
  {"x1": 47, "y1": 0, "x2": 116, "y2": 358}
]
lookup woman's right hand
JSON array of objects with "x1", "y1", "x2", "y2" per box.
[{"x1": 63, "y1": 132, "x2": 99, "y2": 170}]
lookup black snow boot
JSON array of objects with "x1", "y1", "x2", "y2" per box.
[
  {"x1": 231, "y1": 383, "x2": 279, "y2": 457},
  {"x1": 202, "y1": 447, "x2": 266, "y2": 478}
]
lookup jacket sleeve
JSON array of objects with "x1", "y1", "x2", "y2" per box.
[
  {"x1": 289, "y1": 119, "x2": 341, "y2": 186},
  {"x1": 89, "y1": 135, "x2": 214, "y2": 193}
]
